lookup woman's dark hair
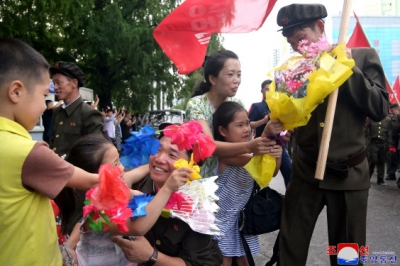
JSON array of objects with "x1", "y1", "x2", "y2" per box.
[
  {"x1": 192, "y1": 50, "x2": 239, "y2": 97},
  {"x1": 213, "y1": 102, "x2": 247, "y2": 142},
  {"x1": 54, "y1": 133, "x2": 112, "y2": 234}
]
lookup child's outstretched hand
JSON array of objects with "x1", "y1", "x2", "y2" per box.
[
  {"x1": 262, "y1": 119, "x2": 283, "y2": 137},
  {"x1": 268, "y1": 145, "x2": 282, "y2": 158},
  {"x1": 164, "y1": 168, "x2": 193, "y2": 193}
]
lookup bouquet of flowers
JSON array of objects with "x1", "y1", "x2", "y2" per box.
[
  {"x1": 83, "y1": 164, "x2": 157, "y2": 232},
  {"x1": 83, "y1": 121, "x2": 218, "y2": 233},
  {"x1": 266, "y1": 38, "x2": 356, "y2": 130},
  {"x1": 83, "y1": 164, "x2": 133, "y2": 232},
  {"x1": 244, "y1": 130, "x2": 287, "y2": 188},
  {"x1": 162, "y1": 176, "x2": 220, "y2": 235},
  {"x1": 159, "y1": 121, "x2": 220, "y2": 235}
]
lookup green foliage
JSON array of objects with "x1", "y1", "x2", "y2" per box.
[{"x1": 0, "y1": 0, "x2": 224, "y2": 113}]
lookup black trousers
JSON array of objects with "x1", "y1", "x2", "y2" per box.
[
  {"x1": 387, "y1": 150, "x2": 399, "y2": 177},
  {"x1": 279, "y1": 177, "x2": 369, "y2": 266},
  {"x1": 368, "y1": 144, "x2": 386, "y2": 180}
]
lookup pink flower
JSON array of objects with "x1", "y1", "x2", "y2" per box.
[
  {"x1": 89, "y1": 164, "x2": 130, "y2": 210},
  {"x1": 192, "y1": 133, "x2": 216, "y2": 162},
  {"x1": 164, "y1": 191, "x2": 185, "y2": 210},
  {"x1": 85, "y1": 188, "x2": 95, "y2": 201},
  {"x1": 83, "y1": 204, "x2": 97, "y2": 216},
  {"x1": 102, "y1": 206, "x2": 133, "y2": 233},
  {"x1": 163, "y1": 121, "x2": 202, "y2": 150},
  {"x1": 286, "y1": 80, "x2": 302, "y2": 93}
]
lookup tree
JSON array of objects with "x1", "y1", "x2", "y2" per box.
[{"x1": 0, "y1": 0, "x2": 224, "y2": 113}]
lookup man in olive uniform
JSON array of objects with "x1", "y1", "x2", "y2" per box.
[
  {"x1": 49, "y1": 62, "x2": 103, "y2": 158},
  {"x1": 365, "y1": 115, "x2": 392, "y2": 185},
  {"x1": 276, "y1": 4, "x2": 389, "y2": 266},
  {"x1": 111, "y1": 124, "x2": 222, "y2": 266},
  {"x1": 49, "y1": 62, "x2": 103, "y2": 234}
]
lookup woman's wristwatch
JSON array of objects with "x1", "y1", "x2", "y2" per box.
[{"x1": 143, "y1": 247, "x2": 158, "y2": 266}]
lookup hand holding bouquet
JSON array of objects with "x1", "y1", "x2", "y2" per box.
[{"x1": 266, "y1": 37, "x2": 355, "y2": 130}]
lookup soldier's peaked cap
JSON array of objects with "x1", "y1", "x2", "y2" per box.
[
  {"x1": 50, "y1": 61, "x2": 86, "y2": 87},
  {"x1": 277, "y1": 4, "x2": 327, "y2": 31}
]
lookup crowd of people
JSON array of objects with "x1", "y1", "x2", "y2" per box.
[{"x1": 0, "y1": 2, "x2": 396, "y2": 266}]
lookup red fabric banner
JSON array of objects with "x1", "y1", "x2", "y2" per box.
[
  {"x1": 153, "y1": 0, "x2": 277, "y2": 74},
  {"x1": 391, "y1": 76, "x2": 400, "y2": 104},
  {"x1": 347, "y1": 12, "x2": 395, "y2": 102}
]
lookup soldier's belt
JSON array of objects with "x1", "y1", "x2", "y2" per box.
[{"x1": 297, "y1": 146, "x2": 366, "y2": 179}]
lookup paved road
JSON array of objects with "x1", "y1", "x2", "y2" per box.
[{"x1": 253, "y1": 171, "x2": 400, "y2": 266}]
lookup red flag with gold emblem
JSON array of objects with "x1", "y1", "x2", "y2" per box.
[{"x1": 153, "y1": 0, "x2": 277, "y2": 74}]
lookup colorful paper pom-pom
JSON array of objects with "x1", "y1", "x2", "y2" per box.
[{"x1": 120, "y1": 125, "x2": 160, "y2": 169}]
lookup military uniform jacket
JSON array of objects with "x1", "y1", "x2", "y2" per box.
[
  {"x1": 49, "y1": 96, "x2": 104, "y2": 156},
  {"x1": 139, "y1": 175, "x2": 222, "y2": 266},
  {"x1": 392, "y1": 113, "x2": 400, "y2": 149},
  {"x1": 365, "y1": 115, "x2": 393, "y2": 145},
  {"x1": 293, "y1": 47, "x2": 389, "y2": 190}
]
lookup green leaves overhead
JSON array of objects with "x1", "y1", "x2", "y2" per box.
[{"x1": 0, "y1": 0, "x2": 223, "y2": 112}]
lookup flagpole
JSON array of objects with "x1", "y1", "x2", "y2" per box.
[{"x1": 315, "y1": 0, "x2": 353, "y2": 180}]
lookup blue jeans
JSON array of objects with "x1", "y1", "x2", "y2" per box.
[{"x1": 280, "y1": 147, "x2": 292, "y2": 187}]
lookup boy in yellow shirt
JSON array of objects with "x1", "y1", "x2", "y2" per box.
[{"x1": 0, "y1": 38, "x2": 99, "y2": 265}]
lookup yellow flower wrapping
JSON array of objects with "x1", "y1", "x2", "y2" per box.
[
  {"x1": 266, "y1": 42, "x2": 356, "y2": 130},
  {"x1": 244, "y1": 154, "x2": 276, "y2": 188}
]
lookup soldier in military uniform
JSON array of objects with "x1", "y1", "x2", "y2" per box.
[
  {"x1": 49, "y1": 61, "x2": 104, "y2": 233},
  {"x1": 386, "y1": 103, "x2": 400, "y2": 181},
  {"x1": 388, "y1": 103, "x2": 400, "y2": 190},
  {"x1": 49, "y1": 61, "x2": 103, "y2": 158},
  {"x1": 365, "y1": 115, "x2": 392, "y2": 185},
  {"x1": 111, "y1": 124, "x2": 222, "y2": 266},
  {"x1": 275, "y1": 4, "x2": 389, "y2": 266}
]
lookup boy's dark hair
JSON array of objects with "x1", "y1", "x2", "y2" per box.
[
  {"x1": 0, "y1": 38, "x2": 49, "y2": 91},
  {"x1": 192, "y1": 50, "x2": 239, "y2": 97},
  {"x1": 213, "y1": 102, "x2": 246, "y2": 142},
  {"x1": 261, "y1": 79, "x2": 272, "y2": 90},
  {"x1": 282, "y1": 20, "x2": 318, "y2": 38}
]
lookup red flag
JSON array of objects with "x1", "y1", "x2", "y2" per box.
[
  {"x1": 347, "y1": 13, "x2": 370, "y2": 48},
  {"x1": 347, "y1": 12, "x2": 395, "y2": 102},
  {"x1": 153, "y1": 0, "x2": 277, "y2": 74},
  {"x1": 392, "y1": 76, "x2": 400, "y2": 103}
]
